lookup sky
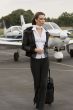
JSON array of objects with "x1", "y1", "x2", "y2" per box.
[{"x1": 0, "y1": 0, "x2": 73, "y2": 19}]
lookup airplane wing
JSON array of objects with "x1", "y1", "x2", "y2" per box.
[
  {"x1": 0, "y1": 38, "x2": 22, "y2": 42},
  {"x1": 0, "y1": 40, "x2": 22, "y2": 49}
]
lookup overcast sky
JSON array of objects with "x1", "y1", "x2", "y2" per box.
[{"x1": 0, "y1": 0, "x2": 73, "y2": 18}]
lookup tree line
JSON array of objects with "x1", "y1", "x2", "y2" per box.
[{"x1": 0, "y1": 9, "x2": 73, "y2": 28}]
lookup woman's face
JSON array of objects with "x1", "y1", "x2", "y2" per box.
[{"x1": 35, "y1": 15, "x2": 45, "y2": 26}]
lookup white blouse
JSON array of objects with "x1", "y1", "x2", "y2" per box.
[{"x1": 32, "y1": 25, "x2": 46, "y2": 59}]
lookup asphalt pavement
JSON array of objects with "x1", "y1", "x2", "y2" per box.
[{"x1": 0, "y1": 49, "x2": 73, "y2": 110}]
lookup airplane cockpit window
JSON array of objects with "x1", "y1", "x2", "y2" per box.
[
  {"x1": 50, "y1": 22, "x2": 61, "y2": 30},
  {"x1": 12, "y1": 27, "x2": 19, "y2": 31},
  {"x1": 43, "y1": 24, "x2": 53, "y2": 30},
  {"x1": 11, "y1": 26, "x2": 22, "y2": 32}
]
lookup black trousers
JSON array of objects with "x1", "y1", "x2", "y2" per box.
[{"x1": 30, "y1": 57, "x2": 49, "y2": 110}]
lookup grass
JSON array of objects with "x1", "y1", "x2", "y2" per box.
[
  {"x1": 62, "y1": 27, "x2": 73, "y2": 37},
  {"x1": 0, "y1": 28, "x2": 3, "y2": 37},
  {"x1": 61, "y1": 26, "x2": 73, "y2": 30}
]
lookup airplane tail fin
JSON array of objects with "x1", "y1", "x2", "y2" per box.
[
  {"x1": 3, "y1": 20, "x2": 7, "y2": 37},
  {"x1": 20, "y1": 15, "x2": 26, "y2": 40},
  {"x1": 20, "y1": 15, "x2": 25, "y2": 26},
  {"x1": 20, "y1": 15, "x2": 32, "y2": 40}
]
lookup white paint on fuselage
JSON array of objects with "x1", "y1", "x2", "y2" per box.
[{"x1": 48, "y1": 37, "x2": 70, "y2": 48}]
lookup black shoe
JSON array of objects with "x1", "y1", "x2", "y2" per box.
[
  {"x1": 33, "y1": 97, "x2": 37, "y2": 105},
  {"x1": 36, "y1": 103, "x2": 39, "y2": 109}
]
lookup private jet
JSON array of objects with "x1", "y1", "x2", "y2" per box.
[
  {"x1": 43, "y1": 22, "x2": 71, "y2": 61},
  {"x1": 0, "y1": 16, "x2": 31, "y2": 61}
]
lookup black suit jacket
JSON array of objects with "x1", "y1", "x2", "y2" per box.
[{"x1": 22, "y1": 27, "x2": 50, "y2": 57}]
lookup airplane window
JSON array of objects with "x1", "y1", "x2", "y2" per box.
[
  {"x1": 7, "y1": 36, "x2": 15, "y2": 38},
  {"x1": 50, "y1": 22, "x2": 61, "y2": 29},
  {"x1": 43, "y1": 24, "x2": 53, "y2": 30},
  {"x1": 12, "y1": 27, "x2": 19, "y2": 31}
]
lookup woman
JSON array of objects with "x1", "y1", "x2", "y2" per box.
[{"x1": 22, "y1": 12, "x2": 50, "y2": 110}]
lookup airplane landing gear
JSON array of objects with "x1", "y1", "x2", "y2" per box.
[
  {"x1": 14, "y1": 52, "x2": 19, "y2": 61},
  {"x1": 66, "y1": 45, "x2": 73, "y2": 58},
  {"x1": 56, "y1": 59, "x2": 62, "y2": 62},
  {"x1": 70, "y1": 49, "x2": 73, "y2": 58},
  {"x1": 54, "y1": 51, "x2": 63, "y2": 62}
]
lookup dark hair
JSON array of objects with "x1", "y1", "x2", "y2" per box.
[{"x1": 32, "y1": 12, "x2": 45, "y2": 25}]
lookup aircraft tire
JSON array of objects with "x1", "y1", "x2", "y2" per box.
[
  {"x1": 14, "y1": 52, "x2": 19, "y2": 61},
  {"x1": 70, "y1": 49, "x2": 73, "y2": 58},
  {"x1": 66, "y1": 45, "x2": 70, "y2": 53},
  {"x1": 57, "y1": 59, "x2": 62, "y2": 62}
]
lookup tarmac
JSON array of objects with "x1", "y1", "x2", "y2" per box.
[{"x1": 0, "y1": 48, "x2": 73, "y2": 110}]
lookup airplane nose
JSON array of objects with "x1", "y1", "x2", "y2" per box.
[
  {"x1": 64, "y1": 37, "x2": 70, "y2": 44},
  {"x1": 60, "y1": 31, "x2": 68, "y2": 39}
]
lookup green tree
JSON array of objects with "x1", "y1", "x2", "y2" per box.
[
  {"x1": 0, "y1": 9, "x2": 34, "y2": 28},
  {"x1": 58, "y1": 12, "x2": 73, "y2": 26}
]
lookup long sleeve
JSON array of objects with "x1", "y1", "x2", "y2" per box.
[{"x1": 22, "y1": 30, "x2": 31, "y2": 52}]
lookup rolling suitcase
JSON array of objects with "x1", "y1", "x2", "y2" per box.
[{"x1": 45, "y1": 69, "x2": 54, "y2": 105}]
